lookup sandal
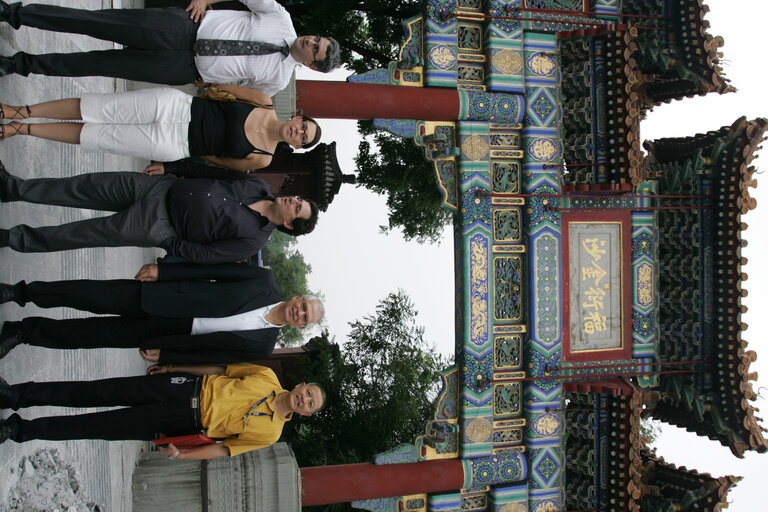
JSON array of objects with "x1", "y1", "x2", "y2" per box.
[
  {"x1": 0, "y1": 122, "x2": 30, "y2": 141},
  {"x1": 0, "y1": 104, "x2": 31, "y2": 120}
]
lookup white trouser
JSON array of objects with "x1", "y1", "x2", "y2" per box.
[{"x1": 80, "y1": 88, "x2": 193, "y2": 162}]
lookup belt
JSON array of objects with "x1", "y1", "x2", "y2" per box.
[{"x1": 189, "y1": 376, "x2": 203, "y2": 431}]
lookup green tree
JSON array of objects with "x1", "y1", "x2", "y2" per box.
[
  {"x1": 262, "y1": 231, "x2": 317, "y2": 346},
  {"x1": 282, "y1": 291, "x2": 450, "y2": 512},
  {"x1": 355, "y1": 121, "x2": 454, "y2": 244}
]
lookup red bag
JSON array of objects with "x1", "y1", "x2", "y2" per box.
[{"x1": 153, "y1": 434, "x2": 215, "y2": 448}]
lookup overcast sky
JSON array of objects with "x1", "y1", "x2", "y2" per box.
[{"x1": 295, "y1": 1, "x2": 767, "y2": 508}]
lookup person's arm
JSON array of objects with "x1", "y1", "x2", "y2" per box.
[
  {"x1": 152, "y1": 331, "x2": 278, "y2": 365},
  {"x1": 160, "y1": 236, "x2": 263, "y2": 264},
  {"x1": 147, "y1": 160, "x2": 248, "y2": 179},
  {"x1": 208, "y1": 84, "x2": 273, "y2": 106},
  {"x1": 147, "y1": 363, "x2": 226, "y2": 376},
  {"x1": 158, "y1": 442, "x2": 230, "y2": 460},
  {"x1": 203, "y1": 153, "x2": 272, "y2": 172},
  {"x1": 154, "y1": 262, "x2": 274, "y2": 282},
  {"x1": 185, "y1": 0, "x2": 228, "y2": 22}
]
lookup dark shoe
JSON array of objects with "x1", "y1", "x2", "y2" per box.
[
  {"x1": 0, "y1": 282, "x2": 21, "y2": 305},
  {"x1": 0, "y1": 321, "x2": 23, "y2": 359},
  {"x1": 0, "y1": 415, "x2": 19, "y2": 444},
  {"x1": 0, "y1": 376, "x2": 11, "y2": 408},
  {"x1": 0, "y1": 55, "x2": 15, "y2": 77},
  {"x1": 0, "y1": 159, "x2": 10, "y2": 201},
  {"x1": 0, "y1": 1, "x2": 9, "y2": 23},
  {"x1": 0, "y1": 228, "x2": 8, "y2": 248}
]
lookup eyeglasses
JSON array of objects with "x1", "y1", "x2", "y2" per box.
[
  {"x1": 311, "y1": 35, "x2": 321, "y2": 60},
  {"x1": 293, "y1": 196, "x2": 304, "y2": 216},
  {"x1": 296, "y1": 297, "x2": 310, "y2": 328},
  {"x1": 300, "y1": 120, "x2": 309, "y2": 146}
]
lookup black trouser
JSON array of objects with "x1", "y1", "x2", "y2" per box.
[
  {"x1": 21, "y1": 279, "x2": 144, "y2": 315},
  {"x1": 19, "y1": 316, "x2": 192, "y2": 350},
  {"x1": 4, "y1": 373, "x2": 200, "y2": 442},
  {"x1": 7, "y1": 4, "x2": 200, "y2": 84},
  {"x1": 1, "y1": 171, "x2": 177, "y2": 253},
  {"x1": 14, "y1": 279, "x2": 192, "y2": 350}
]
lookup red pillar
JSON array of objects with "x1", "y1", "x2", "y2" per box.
[
  {"x1": 296, "y1": 80, "x2": 460, "y2": 121},
  {"x1": 300, "y1": 459, "x2": 464, "y2": 506}
]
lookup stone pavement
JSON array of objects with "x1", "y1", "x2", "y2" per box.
[{"x1": 0, "y1": 1, "x2": 159, "y2": 510}]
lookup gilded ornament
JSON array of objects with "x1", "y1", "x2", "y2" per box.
[
  {"x1": 465, "y1": 417, "x2": 493, "y2": 442},
  {"x1": 528, "y1": 53, "x2": 556, "y2": 76},
  {"x1": 532, "y1": 500, "x2": 560, "y2": 512},
  {"x1": 532, "y1": 413, "x2": 561, "y2": 437},
  {"x1": 637, "y1": 262, "x2": 653, "y2": 307},
  {"x1": 492, "y1": 50, "x2": 524, "y2": 74},
  {"x1": 470, "y1": 236, "x2": 489, "y2": 346},
  {"x1": 462, "y1": 134, "x2": 490, "y2": 161},
  {"x1": 429, "y1": 44, "x2": 458, "y2": 70},
  {"x1": 500, "y1": 504, "x2": 527, "y2": 512},
  {"x1": 528, "y1": 138, "x2": 558, "y2": 162}
]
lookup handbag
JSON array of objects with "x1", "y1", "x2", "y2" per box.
[
  {"x1": 153, "y1": 433, "x2": 216, "y2": 448},
  {"x1": 202, "y1": 86, "x2": 238, "y2": 103}
]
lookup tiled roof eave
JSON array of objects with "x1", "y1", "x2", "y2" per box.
[
  {"x1": 637, "y1": 448, "x2": 742, "y2": 511},
  {"x1": 711, "y1": 117, "x2": 768, "y2": 454},
  {"x1": 635, "y1": 0, "x2": 734, "y2": 106}
]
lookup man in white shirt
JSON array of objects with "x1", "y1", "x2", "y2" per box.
[
  {"x1": 0, "y1": 262, "x2": 325, "y2": 365},
  {"x1": 0, "y1": 0, "x2": 340, "y2": 96}
]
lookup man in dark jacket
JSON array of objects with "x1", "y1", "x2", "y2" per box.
[
  {"x1": 0, "y1": 161, "x2": 320, "y2": 264},
  {"x1": 0, "y1": 262, "x2": 324, "y2": 364}
]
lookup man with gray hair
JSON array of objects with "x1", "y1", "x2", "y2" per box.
[
  {"x1": 0, "y1": 0, "x2": 341, "y2": 96},
  {"x1": 0, "y1": 262, "x2": 324, "y2": 365}
]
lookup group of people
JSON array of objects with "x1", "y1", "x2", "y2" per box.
[{"x1": 0, "y1": 0, "x2": 343, "y2": 460}]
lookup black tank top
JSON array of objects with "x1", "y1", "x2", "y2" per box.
[{"x1": 188, "y1": 98, "x2": 273, "y2": 158}]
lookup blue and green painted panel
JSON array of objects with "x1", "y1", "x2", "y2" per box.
[
  {"x1": 631, "y1": 182, "x2": 659, "y2": 360},
  {"x1": 461, "y1": 449, "x2": 528, "y2": 488},
  {"x1": 429, "y1": 491, "x2": 462, "y2": 511},
  {"x1": 425, "y1": 0, "x2": 458, "y2": 86},
  {"x1": 490, "y1": 483, "x2": 529, "y2": 511},
  {"x1": 521, "y1": 30, "x2": 564, "y2": 511},
  {"x1": 485, "y1": 33, "x2": 525, "y2": 93}
]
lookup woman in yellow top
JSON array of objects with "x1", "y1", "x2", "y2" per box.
[{"x1": 0, "y1": 363, "x2": 325, "y2": 460}]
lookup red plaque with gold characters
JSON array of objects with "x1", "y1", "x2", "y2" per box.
[{"x1": 561, "y1": 211, "x2": 632, "y2": 362}]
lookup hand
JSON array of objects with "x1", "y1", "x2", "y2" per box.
[
  {"x1": 141, "y1": 349, "x2": 162, "y2": 363},
  {"x1": 157, "y1": 443, "x2": 181, "y2": 459},
  {"x1": 185, "y1": 0, "x2": 208, "y2": 22},
  {"x1": 135, "y1": 263, "x2": 159, "y2": 282},
  {"x1": 193, "y1": 79, "x2": 210, "y2": 89},
  {"x1": 143, "y1": 162, "x2": 165, "y2": 175},
  {"x1": 146, "y1": 362, "x2": 170, "y2": 375}
]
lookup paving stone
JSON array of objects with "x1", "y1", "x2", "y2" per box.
[{"x1": 0, "y1": 1, "x2": 158, "y2": 510}]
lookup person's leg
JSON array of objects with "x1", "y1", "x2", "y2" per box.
[
  {"x1": 7, "y1": 372, "x2": 199, "y2": 409},
  {"x1": 5, "y1": 374, "x2": 199, "y2": 441},
  {"x1": 0, "y1": 98, "x2": 80, "y2": 119},
  {"x1": 4, "y1": 211, "x2": 170, "y2": 252},
  {"x1": 5, "y1": 402, "x2": 195, "y2": 442},
  {"x1": 4, "y1": 4, "x2": 198, "y2": 50},
  {"x1": 76, "y1": 88, "x2": 193, "y2": 161},
  {"x1": 1, "y1": 173, "x2": 177, "y2": 253},
  {"x1": 7, "y1": 402, "x2": 196, "y2": 442},
  {"x1": 12, "y1": 49, "x2": 199, "y2": 85},
  {"x1": 80, "y1": 88, "x2": 192, "y2": 125},
  {"x1": 21, "y1": 279, "x2": 143, "y2": 314},
  {"x1": 12, "y1": 316, "x2": 191, "y2": 351},
  {"x1": 0, "y1": 121, "x2": 81, "y2": 144},
  {"x1": 0, "y1": 169, "x2": 169, "y2": 212}
]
